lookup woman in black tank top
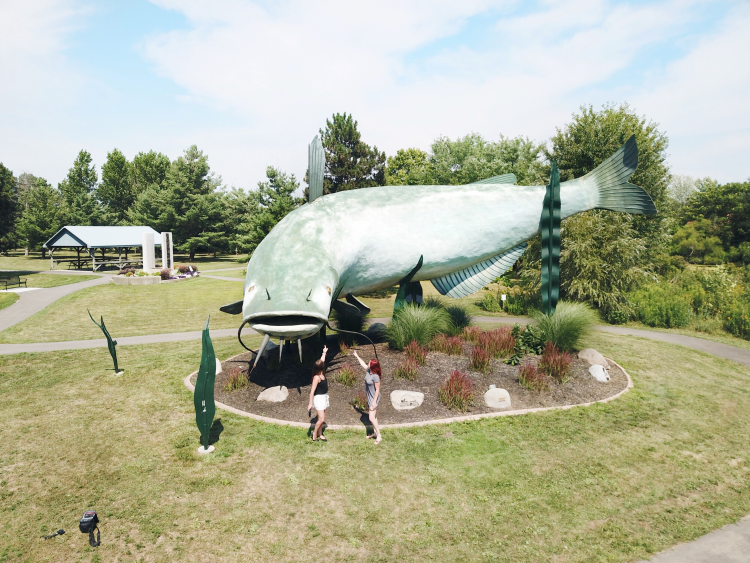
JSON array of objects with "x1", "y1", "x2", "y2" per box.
[{"x1": 307, "y1": 345, "x2": 329, "y2": 441}]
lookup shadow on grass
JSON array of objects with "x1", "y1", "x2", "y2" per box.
[{"x1": 208, "y1": 418, "x2": 224, "y2": 446}]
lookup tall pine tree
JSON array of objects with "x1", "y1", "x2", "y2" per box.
[
  {"x1": 59, "y1": 150, "x2": 100, "y2": 225},
  {"x1": 98, "y1": 148, "x2": 133, "y2": 225}
]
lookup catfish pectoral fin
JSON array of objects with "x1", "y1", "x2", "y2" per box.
[{"x1": 220, "y1": 300, "x2": 243, "y2": 315}]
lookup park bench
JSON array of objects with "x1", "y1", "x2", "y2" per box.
[{"x1": 0, "y1": 275, "x2": 27, "y2": 290}]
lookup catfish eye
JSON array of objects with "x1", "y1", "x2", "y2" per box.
[
  {"x1": 326, "y1": 286, "x2": 331, "y2": 295},
  {"x1": 247, "y1": 285, "x2": 255, "y2": 294}
]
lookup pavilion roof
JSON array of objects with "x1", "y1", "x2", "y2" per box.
[{"x1": 43, "y1": 226, "x2": 162, "y2": 249}]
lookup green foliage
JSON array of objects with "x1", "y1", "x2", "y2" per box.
[
  {"x1": 0, "y1": 163, "x2": 18, "y2": 253},
  {"x1": 427, "y1": 133, "x2": 546, "y2": 186},
  {"x1": 420, "y1": 296, "x2": 472, "y2": 336},
  {"x1": 723, "y1": 301, "x2": 750, "y2": 340},
  {"x1": 232, "y1": 167, "x2": 301, "y2": 255},
  {"x1": 532, "y1": 301, "x2": 597, "y2": 352},
  {"x1": 59, "y1": 150, "x2": 100, "y2": 225},
  {"x1": 16, "y1": 178, "x2": 65, "y2": 253},
  {"x1": 131, "y1": 150, "x2": 171, "y2": 194},
  {"x1": 681, "y1": 179, "x2": 750, "y2": 250},
  {"x1": 671, "y1": 219, "x2": 726, "y2": 264},
  {"x1": 386, "y1": 304, "x2": 450, "y2": 350},
  {"x1": 504, "y1": 324, "x2": 545, "y2": 365},
  {"x1": 98, "y1": 148, "x2": 134, "y2": 224},
  {"x1": 385, "y1": 148, "x2": 429, "y2": 185},
  {"x1": 332, "y1": 307, "x2": 366, "y2": 344},
  {"x1": 632, "y1": 285, "x2": 691, "y2": 328},
  {"x1": 394, "y1": 360, "x2": 419, "y2": 381},
  {"x1": 335, "y1": 366, "x2": 357, "y2": 387},
  {"x1": 438, "y1": 370, "x2": 475, "y2": 411},
  {"x1": 481, "y1": 292, "x2": 503, "y2": 312},
  {"x1": 318, "y1": 113, "x2": 385, "y2": 194},
  {"x1": 350, "y1": 391, "x2": 368, "y2": 412}
]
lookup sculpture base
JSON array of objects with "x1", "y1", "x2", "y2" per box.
[
  {"x1": 197, "y1": 445, "x2": 215, "y2": 455},
  {"x1": 115, "y1": 371, "x2": 124, "y2": 376}
]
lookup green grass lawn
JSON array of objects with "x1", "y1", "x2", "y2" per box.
[
  {"x1": 2, "y1": 272, "x2": 100, "y2": 288},
  {"x1": 0, "y1": 277, "x2": 245, "y2": 344},
  {"x1": 0, "y1": 292, "x2": 19, "y2": 310},
  {"x1": 206, "y1": 268, "x2": 246, "y2": 278},
  {"x1": 1, "y1": 332, "x2": 749, "y2": 562}
]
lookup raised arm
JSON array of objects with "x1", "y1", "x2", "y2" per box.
[
  {"x1": 320, "y1": 345, "x2": 328, "y2": 363},
  {"x1": 352, "y1": 350, "x2": 369, "y2": 371}
]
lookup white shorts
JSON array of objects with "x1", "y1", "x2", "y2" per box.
[{"x1": 313, "y1": 394, "x2": 329, "y2": 411}]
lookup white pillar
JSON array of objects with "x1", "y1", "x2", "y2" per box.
[
  {"x1": 142, "y1": 232, "x2": 155, "y2": 271},
  {"x1": 161, "y1": 232, "x2": 174, "y2": 271}
]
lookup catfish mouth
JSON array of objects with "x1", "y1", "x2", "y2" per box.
[{"x1": 247, "y1": 314, "x2": 326, "y2": 339}]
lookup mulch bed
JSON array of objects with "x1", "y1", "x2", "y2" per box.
[{"x1": 198, "y1": 339, "x2": 629, "y2": 427}]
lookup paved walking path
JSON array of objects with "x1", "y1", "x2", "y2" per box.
[{"x1": 0, "y1": 273, "x2": 114, "y2": 332}]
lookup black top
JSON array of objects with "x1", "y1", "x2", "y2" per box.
[{"x1": 313, "y1": 376, "x2": 328, "y2": 395}]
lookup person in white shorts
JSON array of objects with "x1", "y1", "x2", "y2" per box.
[{"x1": 307, "y1": 345, "x2": 329, "y2": 441}]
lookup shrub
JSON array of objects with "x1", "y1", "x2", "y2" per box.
[
  {"x1": 532, "y1": 301, "x2": 597, "y2": 351},
  {"x1": 351, "y1": 391, "x2": 368, "y2": 412},
  {"x1": 387, "y1": 304, "x2": 450, "y2": 350},
  {"x1": 504, "y1": 323, "x2": 545, "y2": 365},
  {"x1": 539, "y1": 342, "x2": 574, "y2": 382},
  {"x1": 177, "y1": 264, "x2": 191, "y2": 274},
  {"x1": 394, "y1": 360, "x2": 419, "y2": 381},
  {"x1": 438, "y1": 370, "x2": 475, "y2": 411},
  {"x1": 188, "y1": 264, "x2": 198, "y2": 272},
  {"x1": 723, "y1": 300, "x2": 750, "y2": 340},
  {"x1": 223, "y1": 367, "x2": 247, "y2": 392},
  {"x1": 505, "y1": 292, "x2": 536, "y2": 316},
  {"x1": 338, "y1": 341, "x2": 350, "y2": 356},
  {"x1": 332, "y1": 307, "x2": 366, "y2": 344},
  {"x1": 404, "y1": 340, "x2": 427, "y2": 365},
  {"x1": 159, "y1": 268, "x2": 171, "y2": 280},
  {"x1": 518, "y1": 362, "x2": 551, "y2": 391},
  {"x1": 462, "y1": 325, "x2": 482, "y2": 344},
  {"x1": 469, "y1": 346, "x2": 492, "y2": 373},
  {"x1": 335, "y1": 365, "x2": 356, "y2": 387},
  {"x1": 118, "y1": 267, "x2": 136, "y2": 275},
  {"x1": 423, "y1": 296, "x2": 445, "y2": 309},
  {"x1": 429, "y1": 334, "x2": 463, "y2": 355},
  {"x1": 605, "y1": 307, "x2": 629, "y2": 325},
  {"x1": 633, "y1": 285, "x2": 691, "y2": 328},
  {"x1": 481, "y1": 292, "x2": 502, "y2": 312},
  {"x1": 445, "y1": 304, "x2": 472, "y2": 336}
]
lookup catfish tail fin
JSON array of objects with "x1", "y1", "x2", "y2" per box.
[{"x1": 582, "y1": 134, "x2": 657, "y2": 215}]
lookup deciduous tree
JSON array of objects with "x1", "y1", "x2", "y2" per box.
[
  {"x1": 98, "y1": 148, "x2": 133, "y2": 224},
  {"x1": 17, "y1": 178, "x2": 65, "y2": 255},
  {"x1": 59, "y1": 150, "x2": 101, "y2": 225}
]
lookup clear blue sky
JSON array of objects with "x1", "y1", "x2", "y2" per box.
[{"x1": 1, "y1": 0, "x2": 748, "y2": 190}]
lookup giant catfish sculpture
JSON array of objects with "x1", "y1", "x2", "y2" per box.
[{"x1": 222, "y1": 134, "x2": 655, "y2": 363}]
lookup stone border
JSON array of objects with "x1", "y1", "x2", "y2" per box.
[{"x1": 183, "y1": 356, "x2": 634, "y2": 430}]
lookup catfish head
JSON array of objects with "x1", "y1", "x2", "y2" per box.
[{"x1": 241, "y1": 244, "x2": 338, "y2": 340}]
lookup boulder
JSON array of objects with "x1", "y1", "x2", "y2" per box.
[
  {"x1": 390, "y1": 390, "x2": 424, "y2": 410},
  {"x1": 215, "y1": 358, "x2": 223, "y2": 374},
  {"x1": 589, "y1": 364, "x2": 610, "y2": 383},
  {"x1": 257, "y1": 386, "x2": 289, "y2": 402},
  {"x1": 484, "y1": 386, "x2": 512, "y2": 409},
  {"x1": 578, "y1": 348, "x2": 610, "y2": 368}
]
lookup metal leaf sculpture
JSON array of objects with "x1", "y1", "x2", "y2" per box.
[
  {"x1": 88, "y1": 309, "x2": 120, "y2": 373},
  {"x1": 540, "y1": 161, "x2": 561, "y2": 316},
  {"x1": 194, "y1": 317, "x2": 217, "y2": 452},
  {"x1": 394, "y1": 255, "x2": 424, "y2": 313}
]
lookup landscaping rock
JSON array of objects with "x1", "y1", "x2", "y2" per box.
[
  {"x1": 215, "y1": 358, "x2": 223, "y2": 374},
  {"x1": 579, "y1": 348, "x2": 610, "y2": 368},
  {"x1": 484, "y1": 386, "x2": 512, "y2": 409},
  {"x1": 390, "y1": 390, "x2": 424, "y2": 410},
  {"x1": 588, "y1": 364, "x2": 610, "y2": 383},
  {"x1": 257, "y1": 386, "x2": 289, "y2": 402}
]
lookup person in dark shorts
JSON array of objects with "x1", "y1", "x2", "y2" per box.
[
  {"x1": 353, "y1": 351, "x2": 382, "y2": 444},
  {"x1": 307, "y1": 345, "x2": 329, "y2": 441}
]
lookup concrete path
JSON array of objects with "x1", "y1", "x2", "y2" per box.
[
  {"x1": 636, "y1": 515, "x2": 750, "y2": 562},
  {"x1": 0, "y1": 274, "x2": 113, "y2": 332}
]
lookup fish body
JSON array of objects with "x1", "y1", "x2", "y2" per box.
[{"x1": 237, "y1": 135, "x2": 654, "y2": 341}]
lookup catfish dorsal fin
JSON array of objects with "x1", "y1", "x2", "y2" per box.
[
  {"x1": 308, "y1": 135, "x2": 324, "y2": 203},
  {"x1": 469, "y1": 173, "x2": 517, "y2": 185}
]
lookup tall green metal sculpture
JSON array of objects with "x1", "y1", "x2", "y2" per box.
[
  {"x1": 88, "y1": 310, "x2": 121, "y2": 374},
  {"x1": 540, "y1": 161, "x2": 561, "y2": 315},
  {"x1": 394, "y1": 255, "x2": 424, "y2": 313},
  {"x1": 194, "y1": 317, "x2": 217, "y2": 454}
]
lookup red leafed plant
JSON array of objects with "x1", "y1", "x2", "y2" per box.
[
  {"x1": 477, "y1": 327, "x2": 516, "y2": 358},
  {"x1": 223, "y1": 367, "x2": 247, "y2": 392},
  {"x1": 351, "y1": 391, "x2": 368, "y2": 412},
  {"x1": 404, "y1": 340, "x2": 427, "y2": 365},
  {"x1": 438, "y1": 369, "x2": 475, "y2": 411},
  {"x1": 469, "y1": 345, "x2": 492, "y2": 373},
  {"x1": 462, "y1": 326, "x2": 483, "y2": 344},
  {"x1": 394, "y1": 359, "x2": 419, "y2": 381},
  {"x1": 430, "y1": 334, "x2": 463, "y2": 355},
  {"x1": 539, "y1": 342, "x2": 574, "y2": 382},
  {"x1": 518, "y1": 362, "x2": 551, "y2": 391}
]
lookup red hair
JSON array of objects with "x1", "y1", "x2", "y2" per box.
[{"x1": 369, "y1": 359, "x2": 382, "y2": 376}]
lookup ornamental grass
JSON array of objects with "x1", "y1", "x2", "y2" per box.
[
  {"x1": 404, "y1": 340, "x2": 427, "y2": 366},
  {"x1": 223, "y1": 367, "x2": 247, "y2": 392},
  {"x1": 518, "y1": 362, "x2": 551, "y2": 391},
  {"x1": 429, "y1": 334, "x2": 464, "y2": 356},
  {"x1": 335, "y1": 365, "x2": 357, "y2": 387},
  {"x1": 462, "y1": 326, "x2": 483, "y2": 344},
  {"x1": 438, "y1": 369, "x2": 475, "y2": 412},
  {"x1": 387, "y1": 304, "x2": 451, "y2": 350},
  {"x1": 469, "y1": 345, "x2": 492, "y2": 373},
  {"x1": 539, "y1": 342, "x2": 574, "y2": 382},
  {"x1": 532, "y1": 301, "x2": 597, "y2": 351},
  {"x1": 394, "y1": 359, "x2": 419, "y2": 381},
  {"x1": 477, "y1": 327, "x2": 516, "y2": 358},
  {"x1": 350, "y1": 391, "x2": 368, "y2": 412}
]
